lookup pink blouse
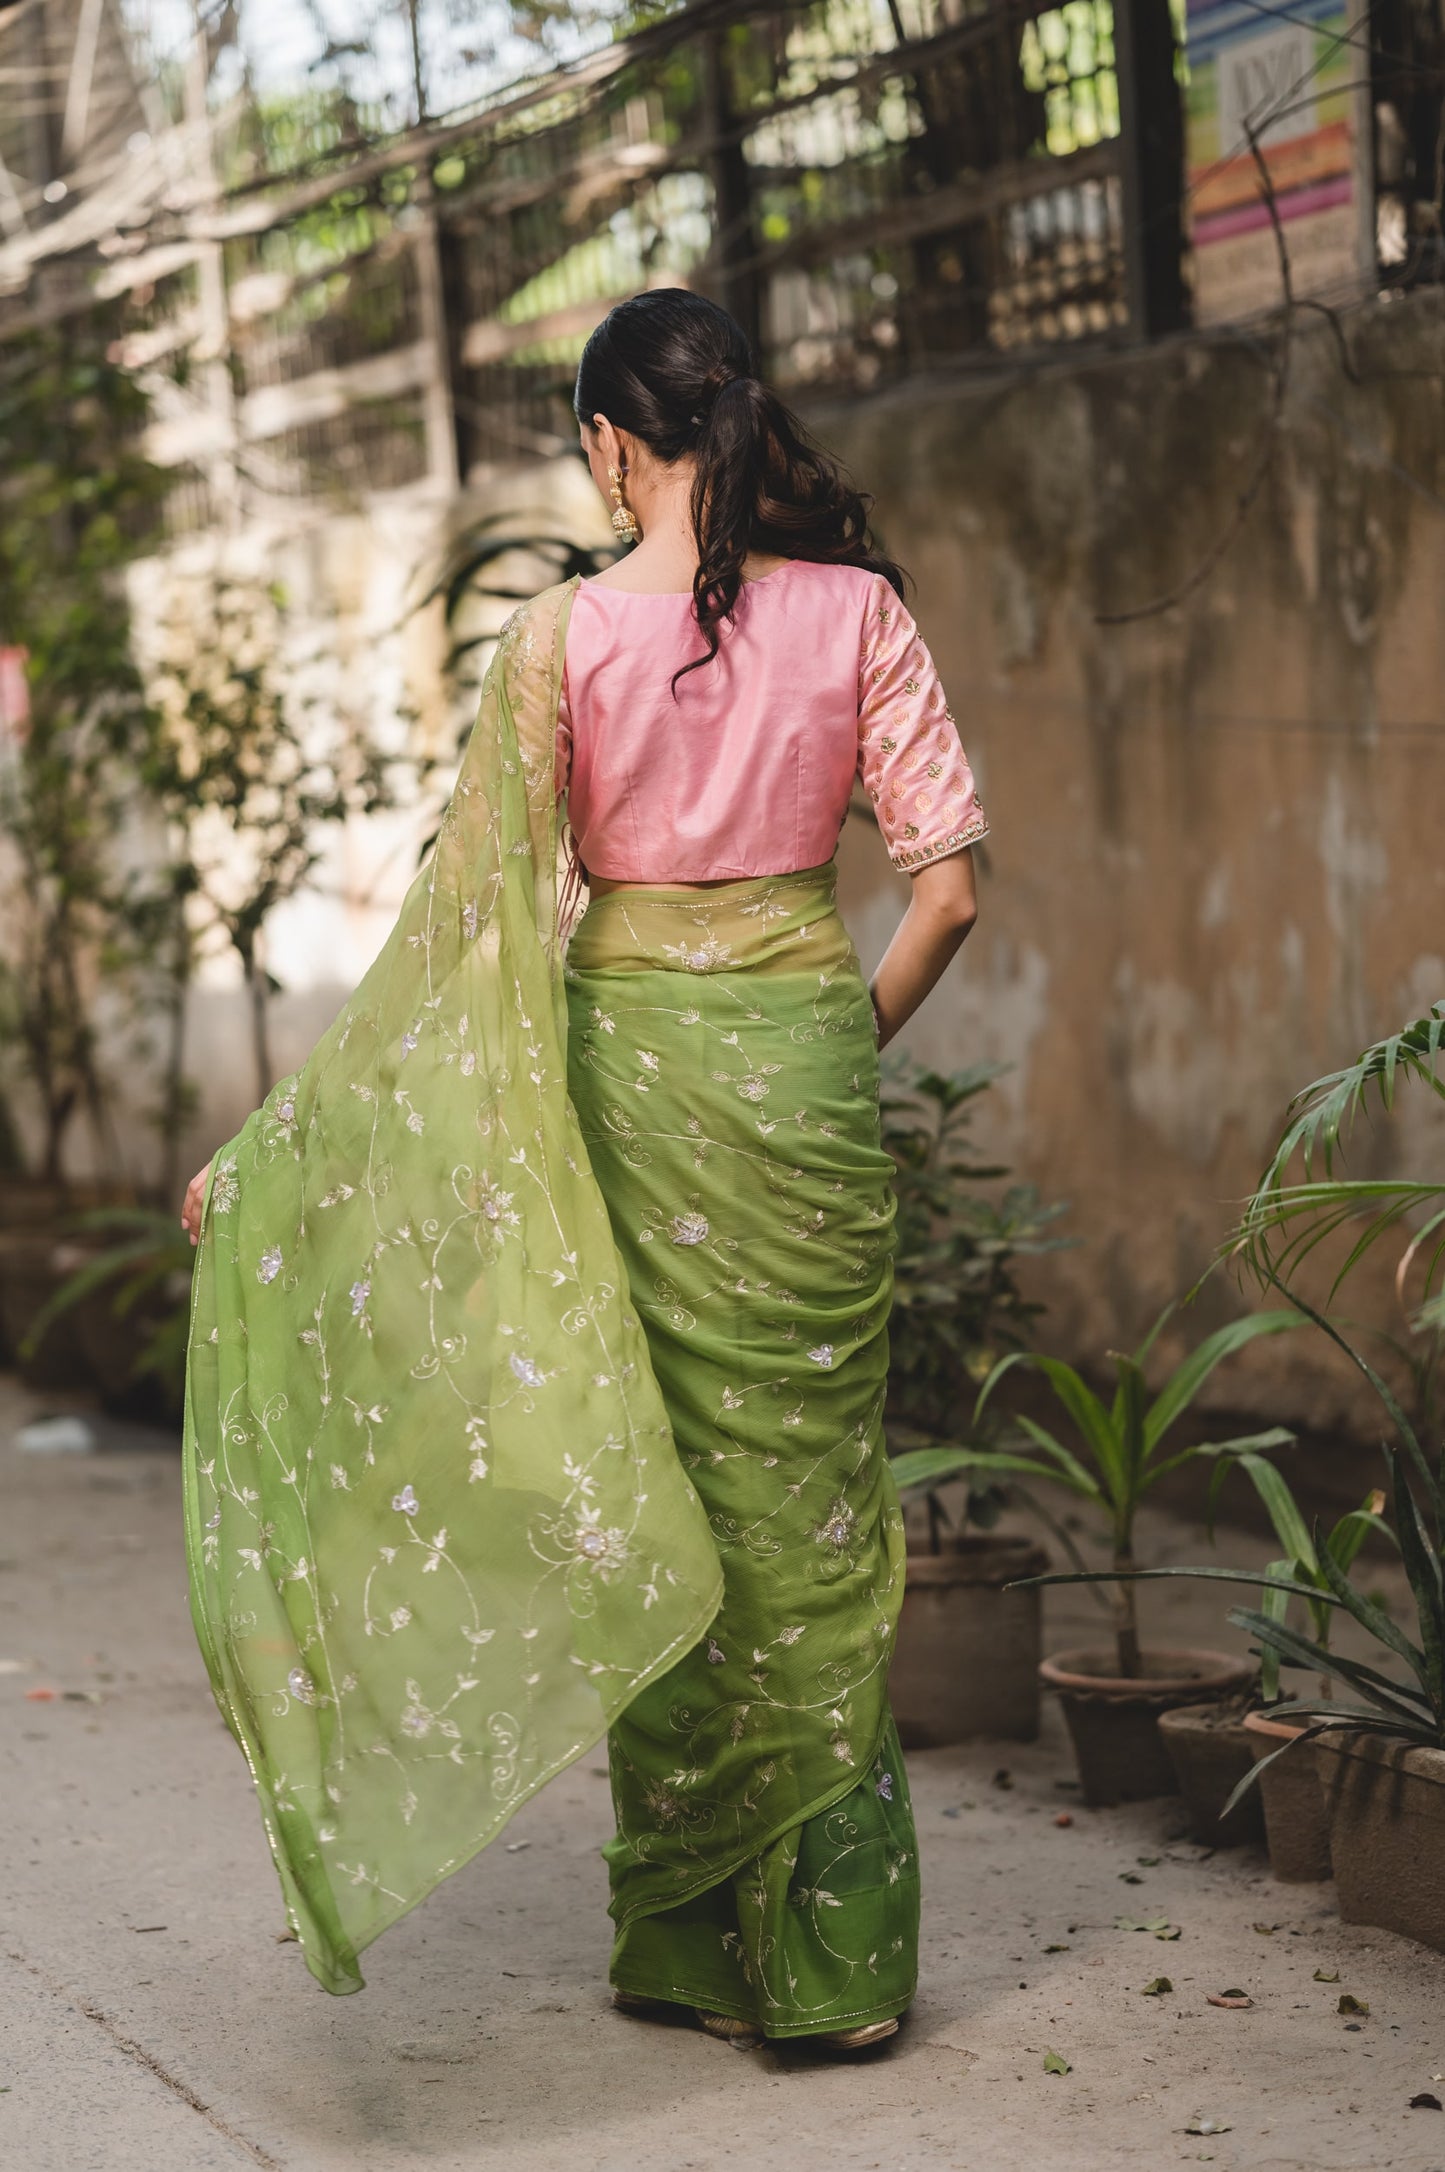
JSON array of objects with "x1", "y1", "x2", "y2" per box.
[{"x1": 556, "y1": 558, "x2": 987, "y2": 882}]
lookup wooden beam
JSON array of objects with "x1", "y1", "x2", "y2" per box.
[{"x1": 237, "y1": 339, "x2": 431, "y2": 442}]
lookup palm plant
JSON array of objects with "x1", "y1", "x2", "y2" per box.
[
  {"x1": 1033, "y1": 1005, "x2": 1445, "y2": 1779},
  {"x1": 1234, "y1": 1001, "x2": 1445, "y2": 1336},
  {"x1": 1203, "y1": 1447, "x2": 1390, "y2": 1699},
  {"x1": 890, "y1": 1304, "x2": 1305, "y2": 1675}
]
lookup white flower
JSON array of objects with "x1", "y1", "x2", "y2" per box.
[
  {"x1": 662, "y1": 935, "x2": 733, "y2": 972},
  {"x1": 392, "y1": 1484, "x2": 419, "y2": 1515},
  {"x1": 401, "y1": 1028, "x2": 419, "y2": 1059},
  {"x1": 210, "y1": 1160, "x2": 240, "y2": 1213},
  {"x1": 639, "y1": 1051, "x2": 659, "y2": 1072},
  {"x1": 276, "y1": 1098, "x2": 296, "y2": 1126},
  {"x1": 669, "y1": 1212, "x2": 709, "y2": 1246},
  {"x1": 590, "y1": 1007, "x2": 616, "y2": 1034},
  {"x1": 807, "y1": 1344, "x2": 835, "y2": 1368},
  {"x1": 478, "y1": 1177, "x2": 517, "y2": 1226},
  {"x1": 288, "y1": 1667, "x2": 317, "y2": 1705},
  {"x1": 817, "y1": 1500, "x2": 856, "y2": 1551},
  {"x1": 509, "y1": 1351, "x2": 543, "y2": 1387},
  {"x1": 571, "y1": 1507, "x2": 629, "y2": 1576},
  {"x1": 737, "y1": 1076, "x2": 770, "y2": 1102},
  {"x1": 390, "y1": 1606, "x2": 412, "y2": 1631},
  {"x1": 462, "y1": 900, "x2": 479, "y2": 939},
  {"x1": 400, "y1": 1704, "x2": 432, "y2": 1739},
  {"x1": 257, "y1": 1246, "x2": 283, "y2": 1285},
  {"x1": 350, "y1": 1280, "x2": 370, "y2": 1316},
  {"x1": 706, "y1": 1640, "x2": 726, "y2": 1666},
  {"x1": 206, "y1": 1505, "x2": 221, "y2": 1529}
]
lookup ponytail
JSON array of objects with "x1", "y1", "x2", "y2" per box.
[{"x1": 574, "y1": 289, "x2": 906, "y2": 696}]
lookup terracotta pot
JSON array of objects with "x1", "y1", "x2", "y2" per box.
[
  {"x1": 890, "y1": 1533, "x2": 1049, "y2": 1747},
  {"x1": 1243, "y1": 1708, "x2": 1332, "y2": 1882},
  {"x1": 1158, "y1": 1699, "x2": 1266, "y2": 1847},
  {"x1": 1040, "y1": 1647, "x2": 1257, "y2": 1807},
  {"x1": 1316, "y1": 1731, "x2": 1445, "y2": 1951}
]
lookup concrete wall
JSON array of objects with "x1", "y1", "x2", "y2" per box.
[{"x1": 825, "y1": 293, "x2": 1445, "y2": 1436}]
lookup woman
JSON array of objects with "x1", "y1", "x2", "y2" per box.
[{"x1": 180, "y1": 289, "x2": 985, "y2": 2052}]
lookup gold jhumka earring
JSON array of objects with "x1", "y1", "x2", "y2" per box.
[{"x1": 607, "y1": 464, "x2": 640, "y2": 544}]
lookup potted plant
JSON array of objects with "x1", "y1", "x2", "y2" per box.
[
  {"x1": 1218, "y1": 1004, "x2": 1445, "y2": 1943},
  {"x1": 880, "y1": 1060, "x2": 1066, "y2": 1745},
  {"x1": 896, "y1": 1303, "x2": 1305, "y2": 1801},
  {"x1": 1155, "y1": 1453, "x2": 1389, "y2": 1862}
]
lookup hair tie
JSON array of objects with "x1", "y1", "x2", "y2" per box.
[{"x1": 690, "y1": 365, "x2": 748, "y2": 429}]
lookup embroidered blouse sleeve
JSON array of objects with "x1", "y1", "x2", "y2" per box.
[
  {"x1": 555, "y1": 663, "x2": 571, "y2": 802},
  {"x1": 856, "y1": 577, "x2": 988, "y2": 870}
]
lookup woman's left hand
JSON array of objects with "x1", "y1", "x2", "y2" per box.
[{"x1": 181, "y1": 1161, "x2": 212, "y2": 1247}]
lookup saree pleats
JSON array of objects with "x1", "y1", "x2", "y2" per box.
[{"x1": 565, "y1": 869, "x2": 919, "y2": 2034}]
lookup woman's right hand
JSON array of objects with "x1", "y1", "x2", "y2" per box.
[{"x1": 181, "y1": 1161, "x2": 212, "y2": 1247}]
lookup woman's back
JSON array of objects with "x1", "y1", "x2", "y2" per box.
[{"x1": 559, "y1": 559, "x2": 987, "y2": 883}]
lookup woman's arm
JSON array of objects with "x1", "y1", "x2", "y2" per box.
[{"x1": 869, "y1": 850, "x2": 978, "y2": 1051}]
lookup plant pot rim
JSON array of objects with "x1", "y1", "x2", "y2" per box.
[
  {"x1": 905, "y1": 1532, "x2": 1049, "y2": 1587},
  {"x1": 1313, "y1": 1728, "x2": 1445, "y2": 1783},
  {"x1": 1040, "y1": 1647, "x2": 1256, "y2": 1702},
  {"x1": 1158, "y1": 1696, "x2": 1259, "y2": 1734},
  {"x1": 1243, "y1": 1707, "x2": 1322, "y2": 1744}
]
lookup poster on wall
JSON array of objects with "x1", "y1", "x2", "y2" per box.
[{"x1": 1185, "y1": 0, "x2": 1370, "y2": 324}]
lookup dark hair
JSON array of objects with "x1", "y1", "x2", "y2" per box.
[{"x1": 574, "y1": 289, "x2": 906, "y2": 687}]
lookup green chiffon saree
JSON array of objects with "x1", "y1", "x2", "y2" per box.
[{"x1": 184, "y1": 578, "x2": 918, "y2": 2028}]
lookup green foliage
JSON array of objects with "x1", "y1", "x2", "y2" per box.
[
  {"x1": 1204, "y1": 1446, "x2": 1391, "y2": 1698},
  {"x1": 890, "y1": 1303, "x2": 1307, "y2": 1675},
  {"x1": 22, "y1": 1207, "x2": 195, "y2": 1414},
  {"x1": 881, "y1": 1058, "x2": 1067, "y2": 1441},
  {"x1": 0, "y1": 307, "x2": 166, "y2": 1180},
  {"x1": 137, "y1": 574, "x2": 401, "y2": 1115},
  {"x1": 1232, "y1": 1002, "x2": 1445, "y2": 1321}
]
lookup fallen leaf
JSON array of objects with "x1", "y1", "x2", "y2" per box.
[
  {"x1": 1118, "y1": 1872, "x2": 1144, "y2": 1885},
  {"x1": 505, "y1": 1841, "x2": 531, "y2": 1854},
  {"x1": 1313, "y1": 1968, "x2": 1340, "y2": 1983},
  {"x1": 1042, "y1": 2048, "x2": 1071, "y2": 2075},
  {"x1": 993, "y1": 1769, "x2": 1014, "y2": 1791},
  {"x1": 1141, "y1": 1977, "x2": 1173, "y2": 1997},
  {"x1": 1137, "y1": 1855, "x2": 1162, "y2": 1867},
  {"x1": 1409, "y1": 2093, "x2": 1443, "y2": 2111},
  {"x1": 24, "y1": 1687, "x2": 56, "y2": 1702},
  {"x1": 1115, "y1": 1915, "x2": 1181, "y2": 1940},
  {"x1": 274, "y1": 1928, "x2": 299, "y2": 1943},
  {"x1": 1053, "y1": 1812, "x2": 1073, "y2": 1828},
  {"x1": 1184, "y1": 2117, "x2": 1232, "y2": 2136},
  {"x1": 130, "y1": 1925, "x2": 167, "y2": 1935},
  {"x1": 1207, "y1": 1990, "x2": 1253, "y2": 2010},
  {"x1": 1043, "y1": 1943, "x2": 1070, "y2": 1954},
  {"x1": 1252, "y1": 1922, "x2": 1281, "y2": 1935},
  {"x1": 1338, "y1": 1994, "x2": 1369, "y2": 2017}
]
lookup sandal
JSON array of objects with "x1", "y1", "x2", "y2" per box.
[
  {"x1": 612, "y1": 1989, "x2": 763, "y2": 2049},
  {"x1": 818, "y1": 2016, "x2": 900, "y2": 2053}
]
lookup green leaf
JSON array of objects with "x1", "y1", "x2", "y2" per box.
[
  {"x1": 1313, "y1": 1968, "x2": 1339, "y2": 1983},
  {"x1": 1140, "y1": 1976, "x2": 1173, "y2": 1996},
  {"x1": 1337, "y1": 1994, "x2": 1369, "y2": 2016},
  {"x1": 1042, "y1": 2048, "x2": 1072, "y2": 2074},
  {"x1": 1143, "y1": 1311, "x2": 1306, "y2": 1453}
]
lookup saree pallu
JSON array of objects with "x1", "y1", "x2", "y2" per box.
[
  {"x1": 182, "y1": 582, "x2": 724, "y2": 1995},
  {"x1": 566, "y1": 871, "x2": 919, "y2": 2036}
]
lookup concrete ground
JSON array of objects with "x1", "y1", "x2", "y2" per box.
[{"x1": 3, "y1": 1373, "x2": 1444, "y2": 2172}]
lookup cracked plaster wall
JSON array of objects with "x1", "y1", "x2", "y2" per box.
[{"x1": 824, "y1": 293, "x2": 1445, "y2": 1437}]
